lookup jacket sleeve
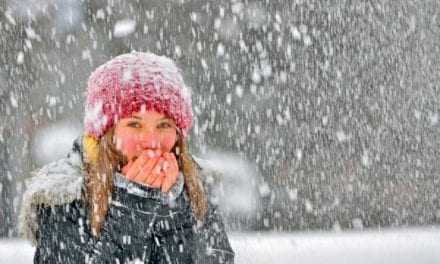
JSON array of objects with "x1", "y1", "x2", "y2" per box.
[
  {"x1": 194, "y1": 201, "x2": 235, "y2": 264},
  {"x1": 33, "y1": 200, "x2": 94, "y2": 264}
]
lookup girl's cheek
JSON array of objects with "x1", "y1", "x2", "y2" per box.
[
  {"x1": 122, "y1": 138, "x2": 139, "y2": 154},
  {"x1": 160, "y1": 133, "x2": 177, "y2": 152},
  {"x1": 115, "y1": 134, "x2": 140, "y2": 160}
]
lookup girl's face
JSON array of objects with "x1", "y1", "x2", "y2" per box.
[{"x1": 113, "y1": 110, "x2": 178, "y2": 162}]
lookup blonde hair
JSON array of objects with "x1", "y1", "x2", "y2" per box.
[{"x1": 82, "y1": 128, "x2": 208, "y2": 238}]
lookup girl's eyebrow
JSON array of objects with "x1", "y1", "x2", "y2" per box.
[{"x1": 130, "y1": 115, "x2": 171, "y2": 122}]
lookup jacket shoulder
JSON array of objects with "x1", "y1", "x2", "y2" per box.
[{"x1": 19, "y1": 153, "x2": 85, "y2": 245}]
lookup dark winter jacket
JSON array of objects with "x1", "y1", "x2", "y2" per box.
[{"x1": 19, "y1": 136, "x2": 235, "y2": 263}]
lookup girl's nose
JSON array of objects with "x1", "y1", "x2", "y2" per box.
[{"x1": 138, "y1": 132, "x2": 161, "y2": 149}]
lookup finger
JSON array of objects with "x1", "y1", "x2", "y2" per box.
[
  {"x1": 162, "y1": 152, "x2": 176, "y2": 169},
  {"x1": 134, "y1": 156, "x2": 161, "y2": 183},
  {"x1": 124, "y1": 149, "x2": 163, "y2": 180},
  {"x1": 150, "y1": 171, "x2": 166, "y2": 188},
  {"x1": 156, "y1": 148, "x2": 163, "y2": 155},
  {"x1": 163, "y1": 153, "x2": 179, "y2": 176},
  {"x1": 153, "y1": 149, "x2": 163, "y2": 158},
  {"x1": 161, "y1": 153, "x2": 179, "y2": 192},
  {"x1": 133, "y1": 156, "x2": 161, "y2": 182},
  {"x1": 145, "y1": 158, "x2": 165, "y2": 185},
  {"x1": 121, "y1": 160, "x2": 134, "y2": 175},
  {"x1": 144, "y1": 149, "x2": 157, "y2": 159},
  {"x1": 169, "y1": 152, "x2": 179, "y2": 172},
  {"x1": 161, "y1": 170, "x2": 179, "y2": 193},
  {"x1": 161, "y1": 153, "x2": 170, "y2": 170},
  {"x1": 161, "y1": 173, "x2": 176, "y2": 192},
  {"x1": 125, "y1": 155, "x2": 150, "y2": 179}
]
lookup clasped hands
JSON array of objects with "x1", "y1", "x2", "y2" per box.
[{"x1": 121, "y1": 149, "x2": 179, "y2": 193}]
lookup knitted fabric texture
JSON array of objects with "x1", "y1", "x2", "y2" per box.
[{"x1": 84, "y1": 52, "x2": 193, "y2": 139}]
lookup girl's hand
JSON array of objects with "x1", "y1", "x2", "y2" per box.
[
  {"x1": 147, "y1": 152, "x2": 179, "y2": 193},
  {"x1": 121, "y1": 150, "x2": 179, "y2": 193},
  {"x1": 122, "y1": 149, "x2": 162, "y2": 183}
]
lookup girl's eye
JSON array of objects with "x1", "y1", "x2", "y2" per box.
[
  {"x1": 158, "y1": 122, "x2": 172, "y2": 129},
  {"x1": 127, "y1": 121, "x2": 141, "y2": 128}
]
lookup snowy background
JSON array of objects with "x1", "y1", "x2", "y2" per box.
[{"x1": 1, "y1": 0, "x2": 440, "y2": 261}]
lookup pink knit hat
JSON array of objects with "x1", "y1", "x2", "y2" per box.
[{"x1": 83, "y1": 52, "x2": 193, "y2": 139}]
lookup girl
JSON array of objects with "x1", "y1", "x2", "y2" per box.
[{"x1": 19, "y1": 52, "x2": 235, "y2": 263}]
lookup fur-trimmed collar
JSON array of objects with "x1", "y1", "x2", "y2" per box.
[
  {"x1": 18, "y1": 135, "x2": 223, "y2": 246},
  {"x1": 18, "y1": 145, "x2": 84, "y2": 246}
]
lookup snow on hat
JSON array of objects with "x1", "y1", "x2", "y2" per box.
[{"x1": 84, "y1": 52, "x2": 193, "y2": 140}]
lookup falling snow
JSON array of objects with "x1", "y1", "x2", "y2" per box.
[
  {"x1": 113, "y1": 19, "x2": 137, "y2": 38},
  {"x1": 2, "y1": 1, "x2": 440, "y2": 262}
]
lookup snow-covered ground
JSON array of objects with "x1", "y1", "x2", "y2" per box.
[
  {"x1": 1, "y1": 227, "x2": 439, "y2": 263},
  {"x1": 231, "y1": 227, "x2": 440, "y2": 264}
]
